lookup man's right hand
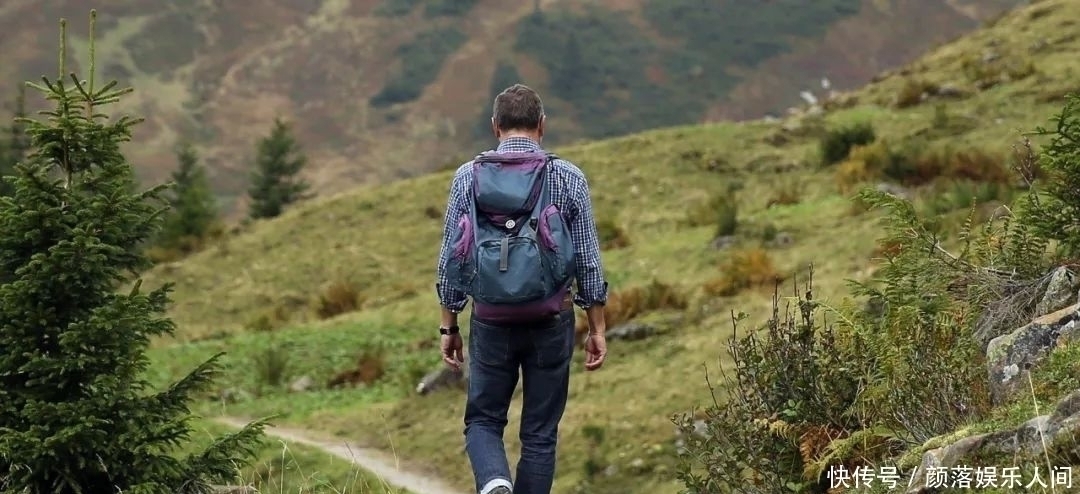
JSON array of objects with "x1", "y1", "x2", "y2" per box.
[
  {"x1": 584, "y1": 333, "x2": 607, "y2": 371},
  {"x1": 441, "y1": 334, "x2": 464, "y2": 371}
]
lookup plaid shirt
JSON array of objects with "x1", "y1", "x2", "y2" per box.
[{"x1": 435, "y1": 136, "x2": 608, "y2": 312}]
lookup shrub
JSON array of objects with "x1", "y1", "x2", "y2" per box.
[
  {"x1": 673, "y1": 184, "x2": 1010, "y2": 488},
  {"x1": 245, "y1": 305, "x2": 291, "y2": 333},
  {"x1": 907, "y1": 146, "x2": 1012, "y2": 186},
  {"x1": 575, "y1": 280, "x2": 687, "y2": 339},
  {"x1": 678, "y1": 125, "x2": 1075, "y2": 486},
  {"x1": 327, "y1": 348, "x2": 386, "y2": 388},
  {"x1": 766, "y1": 180, "x2": 801, "y2": 208},
  {"x1": 834, "y1": 140, "x2": 898, "y2": 192},
  {"x1": 818, "y1": 121, "x2": 876, "y2": 167},
  {"x1": 834, "y1": 139, "x2": 1013, "y2": 190},
  {"x1": 595, "y1": 217, "x2": 631, "y2": 250},
  {"x1": 961, "y1": 51, "x2": 1036, "y2": 90},
  {"x1": 918, "y1": 179, "x2": 1015, "y2": 217},
  {"x1": 685, "y1": 190, "x2": 739, "y2": 237},
  {"x1": 676, "y1": 174, "x2": 1056, "y2": 492},
  {"x1": 1025, "y1": 94, "x2": 1080, "y2": 257},
  {"x1": 313, "y1": 280, "x2": 364, "y2": 319},
  {"x1": 894, "y1": 78, "x2": 937, "y2": 109},
  {"x1": 703, "y1": 247, "x2": 781, "y2": 297},
  {"x1": 253, "y1": 340, "x2": 291, "y2": 395}
]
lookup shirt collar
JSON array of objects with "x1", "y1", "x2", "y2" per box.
[{"x1": 495, "y1": 136, "x2": 542, "y2": 153}]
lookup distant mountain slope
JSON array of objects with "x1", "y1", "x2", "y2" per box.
[{"x1": 1, "y1": 0, "x2": 1020, "y2": 217}]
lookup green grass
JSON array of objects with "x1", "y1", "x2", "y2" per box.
[
  {"x1": 138, "y1": 1, "x2": 1080, "y2": 492},
  {"x1": 180, "y1": 419, "x2": 411, "y2": 493}
]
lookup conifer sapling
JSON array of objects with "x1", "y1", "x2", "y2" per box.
[
  {"x1": 246, "y1": 117, "x2": 310, "y2": 220},
  {"x1": 0, "y1": 11, "x2": 266, "y2": 493}
]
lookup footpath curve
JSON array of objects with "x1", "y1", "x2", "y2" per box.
[{"x1": 214, "y1": 417, "x2": 465, "y2": 494}]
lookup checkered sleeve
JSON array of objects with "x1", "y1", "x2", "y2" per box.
[
  {"x1": 435, "y1": 166, "x2": 470, "y2": 312},
  {"x1": 566, "y1": 167, "x2": 609, "y2": 309}
]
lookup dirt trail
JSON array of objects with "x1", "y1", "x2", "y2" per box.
[{"x1": 214, "y1": 417, "x2": 465, "y2": 494}]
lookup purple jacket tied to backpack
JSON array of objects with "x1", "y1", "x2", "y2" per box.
[{"x1": 443, "y1": 150, "x2": 577, "y2": 323}]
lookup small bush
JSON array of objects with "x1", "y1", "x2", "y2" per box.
[
  {"x1": 833, "y1": 141, "x2": 898, "y2": 192},
  {"x1": 245, "y1": 305, "x2": 291, "y2": 333},
  {"x1": 574, "y1": 423, "x2": 609, "y2": 492},
  {"x1": 703, "y1": 247, "x2": 781, "y2": 297},
  {"x1": 1026, "y1": 94, "x2": 1080, "y2": 257},
  {"x1": 766, "y1": 180, "x2": 801, "y2": 208},
  {"x1": 961, "y1": 51, "x2": 1036, "y2": 89},
  {"x1": 833, "y1": 139, "x2": 1013, "y2": 189},
  {"x1": 253, "y1": 341, "x2": 291, "y2": 395},
  {"x1": 894, "y1": 79, "x2": 937, "y2": 109},
  {"x1": 423, "y1": 205, "x2": 442, "y2": 219},
  {"x1": 919, "y1": 179, "x2": 1015, "y2": 217},
  {"x1": 818, "y1": 122, "x2": 876, "y2": 167},
  {"x1": 313, "y1": 280, "x2": 364, "y2": 319},
  {"x1": 685, "y1": 191, "x2": 739, "y2": 237},
  {"x1": 916, "y1": 146, "x2": 1012, "y2": 185},
  {"x1": 595, "y1": 217, "x2": 631, "y2": 250},
  {"x1": 575, "y1": 280, "x2": 687, "y2": 339},
  {"x1": 327, "y1": 349, "x2": 387, "y2": 388}
]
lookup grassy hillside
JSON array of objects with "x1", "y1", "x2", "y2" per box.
[
  {"x1": 138, "y1": 0, "x2": 1080, "y2": 492},
  {"x1": 0, "y1": 0, "x2": 1018, "y2": 217}
]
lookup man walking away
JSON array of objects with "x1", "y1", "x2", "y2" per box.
[{"x1": 435, "y1": 84, "x2": 609, "y2": 494}]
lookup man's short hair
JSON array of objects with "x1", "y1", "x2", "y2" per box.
[{"x1": 492, "y1": 84, "x2": 544, "y2": 132}]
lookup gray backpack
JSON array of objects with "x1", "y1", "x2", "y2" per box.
[{"x1": 444, "y1": 150, "x2": 576, "y2": 323}]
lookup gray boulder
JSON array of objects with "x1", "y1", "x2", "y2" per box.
[{"x1": 986, "y1": 303, "x2": 1080, "y2": 405}]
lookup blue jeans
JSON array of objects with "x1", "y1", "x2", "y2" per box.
[{"x1": 464, "y1": 309, "x2": 576, "y2": 494}]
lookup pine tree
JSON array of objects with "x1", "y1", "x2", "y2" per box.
[
  {"x1": 157, "y1": 141, "x2": 220, "y2": 254},
  {"x1": 0, "y1": 12, "x2": 265, "y2": 492},
  {"x1": 0, "y1": 84, "x2": 28, "y2": 197},
  {"x1": 247, "y1": 117, "x2": 310, "y2": 220}
]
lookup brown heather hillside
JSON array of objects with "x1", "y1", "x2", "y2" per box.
[{"x1": 0, "y1": 0, "x2": 1019, "y2": 218}]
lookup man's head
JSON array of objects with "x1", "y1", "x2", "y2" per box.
[{"x1": 491, "y1": 84, "x2": 545, "y2": 142}]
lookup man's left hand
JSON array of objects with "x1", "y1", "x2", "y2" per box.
[{"x1": 441, "y1": 334, "x2": 464, "y2": 370}]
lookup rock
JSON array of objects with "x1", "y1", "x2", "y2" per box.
[
  {"x1": 607, "y1": 322, "x2": 656, "y2": 342},
  {"x1": 603, "y1": 464, "x2": 619, "y2": 477},
  {"x1": 711, "y1": 235, "x2": 736, "y2": 250},
  {"x1": 875, "y1": 182, "x2": 910, "y2": 200},
  {"x1": 1036, "y1": 267, "x2": 1079, "y2": 316},
  {"x1": 416, "y1": 364, "x2": 467, "y2": 396},
  {"x1": 289, "y1": 375, "x2": 315, "y2": 393},
  {"x1": 906, "y1": 390, "x2": 1080, "y2": 493},
  {"x1": 933, "y1": 83, "x2": 968, "y2": 99},
  {"x1": 766, "y1": 232, "x2": 794, "y2": 248},
  {"x1": 986, "y1": 303, "x2": 1080, "y2": 404}
]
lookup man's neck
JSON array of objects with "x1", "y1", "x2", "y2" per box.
[{"x1": 499, "y1": 133, "x2": 540, "y2": 143}]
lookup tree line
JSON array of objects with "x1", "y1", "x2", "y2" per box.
[{"x1": 0, "y1": 87, "x2": 311, "y2": 265}]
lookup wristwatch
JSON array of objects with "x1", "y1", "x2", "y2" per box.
[{"x1": 439, "y1": 325, "x2": 460, "y2": 336}]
